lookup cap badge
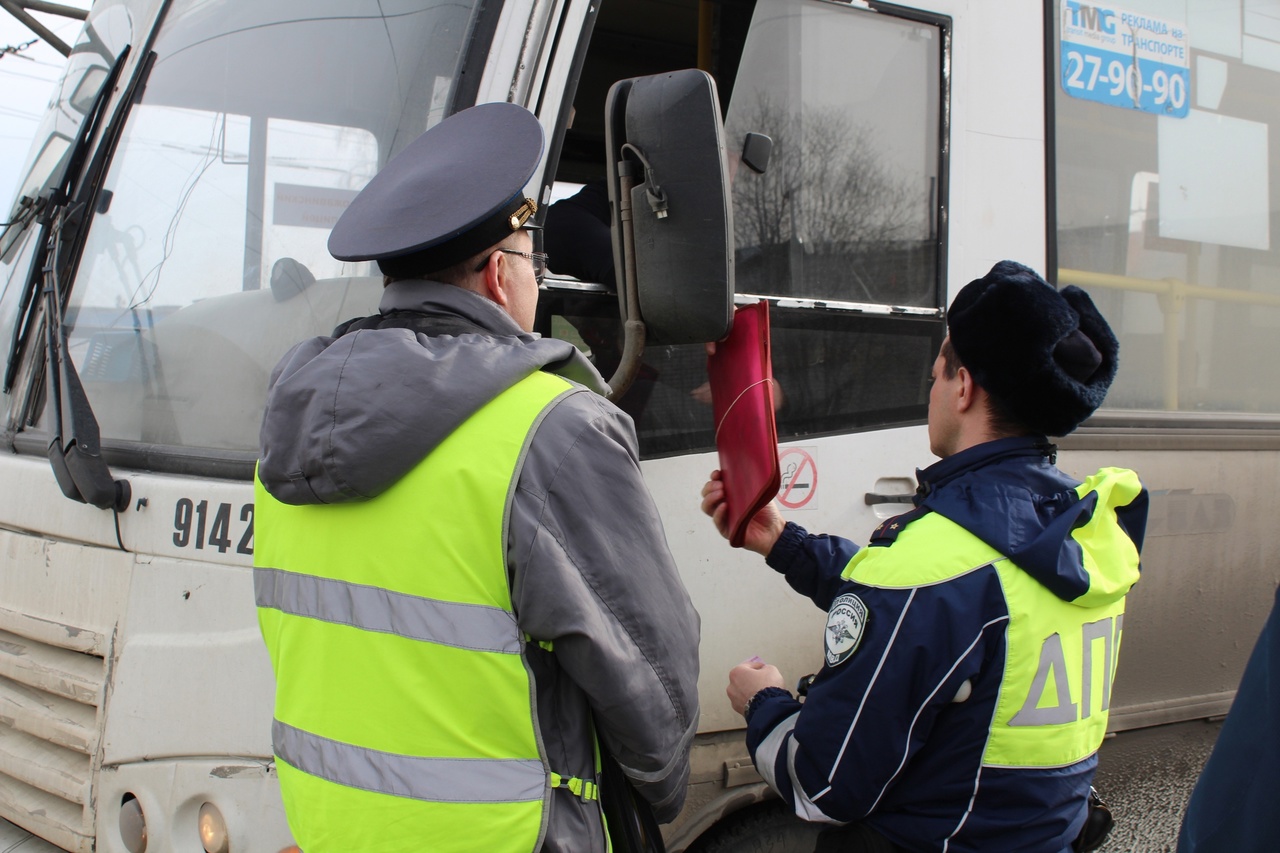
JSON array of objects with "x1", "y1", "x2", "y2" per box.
[{"x1": 509, "y1": 197, "x2": 538, "y2": 231}]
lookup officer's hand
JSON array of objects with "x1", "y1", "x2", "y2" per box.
[
  {"x1": 689, "y1": 381, "x2": 713, "y2": 406},
  {"x1": 727, "y1": 659, "x2": 786, "y2": 716},
  {"x1": 700, "y1": 469, "x2": 786, "y2": 556}
]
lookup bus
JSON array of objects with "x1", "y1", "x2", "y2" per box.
[{"x1": 1, "y1": 0, "x2": 1276, "y2": 850}]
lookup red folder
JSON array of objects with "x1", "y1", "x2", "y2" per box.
[{"x1": 707, "y1": 301, "x2": 780, "y2": 548}]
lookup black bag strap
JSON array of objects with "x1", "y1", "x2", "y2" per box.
[{"x1": 598, "y1": 744, "x2": 667, "y2": 853}]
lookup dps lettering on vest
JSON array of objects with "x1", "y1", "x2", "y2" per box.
[{"x1": 1010, "y1": 615, "x2": 1123, "y2": 727}]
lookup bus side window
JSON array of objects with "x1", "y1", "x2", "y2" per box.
[{"x1": 1054, "y1": 1, "x2": 1280, "y2": 417}]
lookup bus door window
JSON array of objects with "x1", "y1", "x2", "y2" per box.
[
  {"x1": 543, "y1": 0, "x2": 948, "y2": 458},
  {"x1": 725, "y1": 0, "x2": 946, "y2": 446}
]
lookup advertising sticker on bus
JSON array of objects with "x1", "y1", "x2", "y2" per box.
[{"x1": 1060, "y1": 2, "x2": 1189, "y2": 118}]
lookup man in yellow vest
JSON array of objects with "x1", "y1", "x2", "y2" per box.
[
  {"x1": 254, "y1": 102, "x2": 700, "y2": 852},
  {"x1": 701, "y1": 261, "x2": 1147, "y2": 852}
]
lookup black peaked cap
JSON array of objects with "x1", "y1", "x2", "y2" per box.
[
  {"x1": 947, "y1": 260, "x2": 1119, "y2": 436},
  {"x1": 328, "y1": 102, "x2": 545, "y2": 275}
]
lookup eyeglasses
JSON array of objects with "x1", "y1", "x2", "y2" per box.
[{"x1": 476, "y1": 249, "x2": 550, "y2": 284}]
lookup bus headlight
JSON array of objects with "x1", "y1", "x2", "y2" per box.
[
  {"x1": 198, "y1": 802, "x2": 230, "y2": 853},
  {"x1": 119, "y1": 794, "x2": 147, "y2": 853}
]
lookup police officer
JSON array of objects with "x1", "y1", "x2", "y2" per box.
[
  {"x1": 701, "y1": 261, "x2": 1148, "y2": 852},
  {"x1": 1177, "y1": 583, "x2": 1280, "y2": 853},
  {"x1": 254, "y1": 102, "x2": 700, "y2": 852}
]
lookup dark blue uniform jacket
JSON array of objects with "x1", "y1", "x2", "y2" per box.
[{"x1": 746, "y1": 437, "x2": 1148, "y2": 852}]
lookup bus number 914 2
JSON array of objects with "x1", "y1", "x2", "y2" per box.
[{"x1": 173, "y1": 498, "x2": 254, "y2": 555}]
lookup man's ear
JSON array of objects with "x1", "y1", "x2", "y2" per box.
[
  {"x1": 955, "y1": 366, "x2": 978, "y2": 414},
  {"x1": 479, "y1": 250, "x2": 509, "y2": 308}
]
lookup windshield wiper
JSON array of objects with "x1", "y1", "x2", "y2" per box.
[
  {"x1": 7, "y1": 0, "x2": 174, "y2": 514},
  {"x1": 41, "y1": 47, "x2": 162, "y2": 512},
  {"x1": 2, "y1": 46, "x2": 133, "y2": 511},
  {"x1": 42, "y1": 203, "x2": 130, "y2": 511},
  {"x1": 8, "y1": 45, "x2": 161, "y2": 512}
]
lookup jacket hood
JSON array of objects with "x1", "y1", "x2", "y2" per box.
[
  {"x1": 915, "y1": 436, "x2": 1147, "y2": 606},
  {"x1": 258, "y1": 280, "x2": 609, "y2": 505}
]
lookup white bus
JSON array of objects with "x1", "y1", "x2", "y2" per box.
[{"x1": 1, "y1": 0, "x2": 1275, "y2": 850}]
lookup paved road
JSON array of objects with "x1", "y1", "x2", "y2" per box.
[
  {"x1": 1093, "y1": 718, "x2": 1224, "y2": 853},
  {"x1": 0, "y1": 820, "x2": 59, "y2": 853}
]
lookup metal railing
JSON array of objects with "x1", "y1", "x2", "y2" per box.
[{"x1": 1059, "y1": 267, "x2": 1280, "y2": 411}]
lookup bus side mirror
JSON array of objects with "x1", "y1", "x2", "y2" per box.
[{"x1": 604, "y1": 69, "x2": 734, "y2": 395}]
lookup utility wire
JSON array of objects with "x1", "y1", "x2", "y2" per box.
[
  {"x1": 0, "y1": 64, "x2": 60, "y2": 80},
  {"x1": 0, "y1": 38, "x2": 37, "y2": 59}
]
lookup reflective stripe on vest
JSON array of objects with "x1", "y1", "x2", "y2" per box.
[
  {"x1": 272, "y1": 718, "x2": 545, "y2": 803},
  {"x1": 843, "y1": 500, "x2": 1137, "y2": 770},
  {"x1": 254, "y1": 566, "x2": 522, "y2": 653},
  {"x1": 255, "y1": 370, "x2": 574, "y2": 852}
]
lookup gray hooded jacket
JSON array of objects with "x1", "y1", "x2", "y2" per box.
[{"x1": 258, "y1": 281, "x2": 701, "y2": 851}]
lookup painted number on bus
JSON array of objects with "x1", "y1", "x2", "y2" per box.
[{"x1": 173, "y1": 499, "x2": 254, "y2": 555}]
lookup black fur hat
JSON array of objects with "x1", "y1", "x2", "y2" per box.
[{"x1": 947, "y1": 260, "x2": 1118, "y2": 436}]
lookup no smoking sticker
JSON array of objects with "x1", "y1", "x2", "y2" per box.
[{"x1": 778, "y1": 447, "x2": 818, "y2": 510}]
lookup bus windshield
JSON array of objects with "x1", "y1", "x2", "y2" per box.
[{"x1": 43, "y1": 0, "x2": 484, "y2": 454}]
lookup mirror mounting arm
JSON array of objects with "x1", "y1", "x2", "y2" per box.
[{"x1": 606, "y1": 164, "x2": 647, "y2": 401}]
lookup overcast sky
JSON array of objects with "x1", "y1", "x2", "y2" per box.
[{"x1": 1, "y1": 1, "x2": 92, "y2": 208}]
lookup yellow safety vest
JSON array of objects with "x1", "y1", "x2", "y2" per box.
[{"x1": 255, "y1": 370, "x2": 599, "y2": 852}]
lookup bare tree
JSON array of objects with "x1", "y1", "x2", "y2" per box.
[{"x1": 727, "y1": 91, "x2": 931, "y2": 303}]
